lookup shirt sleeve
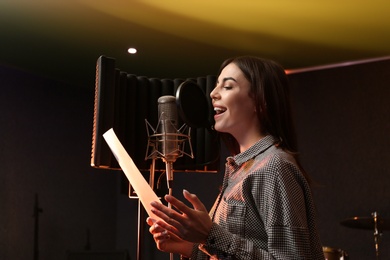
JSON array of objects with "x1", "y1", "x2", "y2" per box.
[{"x1": 197, "y1": 222, "x2": 277, "y2": 259}]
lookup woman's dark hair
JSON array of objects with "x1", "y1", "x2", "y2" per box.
[{"x1": 217, "y1": 56, "x2": 311, "y2": 183}]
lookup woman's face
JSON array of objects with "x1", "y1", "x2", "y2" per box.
[{"x1": 210, "y1": 63, "x2": 259, "y2": 138}]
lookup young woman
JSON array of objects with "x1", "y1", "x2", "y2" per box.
[{"x1": 147, "y1": 56, "x2": 324, "y2": 259}]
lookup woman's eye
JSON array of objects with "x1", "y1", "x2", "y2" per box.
[{"x1": 223, "y1": 85, "x2": 233, "y2": 90}]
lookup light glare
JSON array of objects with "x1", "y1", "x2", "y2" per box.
[{"x1": 128, "y1": 47, "x2": 137, "y2": 54}]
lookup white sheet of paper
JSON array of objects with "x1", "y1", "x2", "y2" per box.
[{"x1": 103, "y1": 128, "x2": 161, "y2": 219}]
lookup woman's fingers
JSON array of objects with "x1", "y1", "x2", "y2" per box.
[
  {"x1": 159, "y1": 190, "x2": 208, "y2": 218},
  {"x1": 163, "y1": 195, "x2": 190, "y2": 215},
  {"x1": 146, "y1": 217, "x2": 156, "y2": 226},
  {"x1": 182, "y1": 189, "x2": 208, "y2": 212},
  {"x1": 150, "y1": 201, "x2": 183, "y2": 226},
  {"x1": 153, "y1": 227, "x2": 170, "y2": 240},
  {"x1": 149, "y1": 190, "x2": 212, "y2": 243},
  {"x1": 148, "y1": 217, "x2": 169, "y2": 236}
]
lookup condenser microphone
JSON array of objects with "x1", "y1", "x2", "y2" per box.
[
  {"x1": 145, "y1": 81, "x2": 202, "y2": 191},
  {"x1": 157, "y1": 95, "x2": 180, "y2": 189}
]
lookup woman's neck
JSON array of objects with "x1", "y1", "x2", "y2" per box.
[{"x1": 236, "y1": 131, "x2": 265, "y2": 153}]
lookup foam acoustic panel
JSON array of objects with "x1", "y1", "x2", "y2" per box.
[{"x1": 91, "y1": 55, "x2": 220, "y2": 173}]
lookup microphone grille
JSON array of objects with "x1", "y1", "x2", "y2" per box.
[{"x1": 158, "y1": 95, "x2": 178, "y2": 127}]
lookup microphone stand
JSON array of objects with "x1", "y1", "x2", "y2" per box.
[
  {"x1": 145, "y1": 114, "x2": 193, "y2": 260},
  {"x1": 164, "y1": 161, "x2": 174, "y2": 260},
  {"x1": 135, "y1": 159, "x2": 156, "y2": 260},
  {"x1": 137, "y1": 199, "x2": 145, "y2": 260}
]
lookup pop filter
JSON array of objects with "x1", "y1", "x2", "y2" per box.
[{"x1": 176, "y1": 80, "x2": 210, "y2": 128}]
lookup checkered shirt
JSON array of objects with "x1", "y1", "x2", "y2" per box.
[{"x1": 188, "y1": 135, "x2": 324, "y2": 260}]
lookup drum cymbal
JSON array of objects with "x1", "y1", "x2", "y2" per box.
[{"x1": 341, "y1": 216, "x2": 390, "y2": 231}]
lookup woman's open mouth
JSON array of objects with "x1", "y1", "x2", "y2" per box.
[{"x1": 214, "y1": 107, "x2": 226, "y2": 115}]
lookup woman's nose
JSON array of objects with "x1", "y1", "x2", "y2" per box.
[{"x1": 210, "y1": 87, "x2": 218, "y2": 100}]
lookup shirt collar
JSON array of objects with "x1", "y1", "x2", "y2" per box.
[{"x1": 227, "y1": 135, "x2": 277, "y2": 166}]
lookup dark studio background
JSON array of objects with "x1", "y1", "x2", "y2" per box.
[
  {"x1": 289, "y1": 59, "x2": 390, "y2": 259},
  {"x1": 1, "y1": 56, "x2": 389, "y2": 260},
  {"x1": 2, "y1": 1, "x2": 390, "y2": 259}
]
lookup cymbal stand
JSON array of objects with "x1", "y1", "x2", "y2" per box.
[{"x1": 372, "y1": 211, "x2": 382, "y2": 260}]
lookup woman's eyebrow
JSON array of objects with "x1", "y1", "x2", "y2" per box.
[{"x1": 219, "y1": 77, "x2": 237, "y2": 83}]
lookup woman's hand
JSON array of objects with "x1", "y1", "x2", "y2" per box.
[
  {"x1": 150, "y1": 189, "x2": 213, "y2": 244},
  {"x1": 146, "y1": 217, "x2": 194, "y2": 256}
]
